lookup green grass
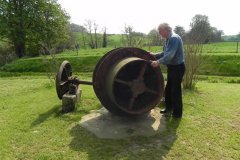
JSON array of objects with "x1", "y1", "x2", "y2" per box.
[
  {"x1": 74, "y1": 32, "x2": 124, "y2": 49},
  {"x1": 0, "y1": 74, "x2": 239, "y2": 159},
  {"x1": 203, "y1": 42, "x2": 239, "y2": 53},
  {"x1": 147, "y1": 42, "x2": 239, "y2": 54},
  {"x1": 199, "y1": 54, "x2": 240, "y2": 76},
  {"x1": 74, "y1": 32, "x2": 239, "y2": 53},
  {"x1": 0, "y1": 48, "x2": 114, "y2": 73},
  {"x1": 1, "y1": 48, "x2": 240, "y2": 76},
  {"x1": 107, "y1": 34, "x2": 123, "y2": 48},
  {"x1": 1, "y1": 42, "x2": 240, "y2": 75}
]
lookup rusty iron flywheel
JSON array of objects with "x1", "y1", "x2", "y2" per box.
[{"x1": 56, "y1": 47, "x2": 164, "y2": 116}]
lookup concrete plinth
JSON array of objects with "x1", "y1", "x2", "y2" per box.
[
  {"x1": 62, "y1": 87, "x2": 82, "y2": 113},
  {"x1": 62, "y1": 93, "x2": 76, "y2": 113},
  {"x1": 79, "y1": 107, "x2": 166, "y2": 139}
]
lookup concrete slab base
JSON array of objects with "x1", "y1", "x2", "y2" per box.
[{"x1": 80, "y1": 107, "x2": 166, "y2": 139}]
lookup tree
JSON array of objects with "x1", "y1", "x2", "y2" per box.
[
  {"x1": 62, "y1": 23, "x2": 77, "y2": 52},
  {"x1": 209, "y1": 27, "x2": 224, "y2": 42},
  {"x1": 174, "y1": 26, "x2": 186, "y2": 41},
  {"x1": 0, "y1": 0, "x2": 69, "y2": 58},
  {"x1": 84, "y1": 20, "x2": 95, "y2": 49},
  {"x1": 0, "y1": 41, "x2": 15, "y2": 66},
  {"x1": 147, "y1": 29, "x2": 160, "y2": 46},
  {"x1": 182, "y1": 15, "x2": 208, "y2": 89},
  {"x1": 37, "y1": 0, "x2": 70, "y2": 55},
  {"x1": 79, "y1": 25, "x2": 87, "y2": 48},
  {"x1": 102, "y1": 27, "x2": 107, "y2": 48},
  {"x1": 123, "y1": 25, "x2": 134, "y2": 46},
  {"x1": 188, "y1": 14, "x2": 212, "y2": 43},
  {"x1": 121, "y1": 25, "x2": 146, "y2": 48},
  {"x1": 237, "y1": 32, "x2": 240, "y2": 40},
  {"x1": 69, "y1": 23, "x2": 86, "y2": 32},
  {"x1": 93, "y1": 22, "x2": 98, "y2": 48},
  {"x1": 236, "y1": 32, "x2": 240, "y2": 53}
]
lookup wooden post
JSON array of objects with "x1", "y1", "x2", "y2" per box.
[{"x1": 237, "y1": 41, "x2": 239, "y2": 53}]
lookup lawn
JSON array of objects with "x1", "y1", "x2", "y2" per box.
[{"x1": 0, "y1": 74, "x2": 239, "y2": 160}]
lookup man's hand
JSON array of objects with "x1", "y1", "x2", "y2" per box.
[
  {"x1": 148, "y1": 51, "x2": 154, "y2": 55},
  {"x1": 151, "y1": 60, "x2": 160, "y2": 68}
]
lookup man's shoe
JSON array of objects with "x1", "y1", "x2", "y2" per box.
[
  {"x1": 160, "y1": 108, "x2": 167, "y2": 114},
  {"x1": 160, "y1": 108, "x2": 171, "y2": 114}
]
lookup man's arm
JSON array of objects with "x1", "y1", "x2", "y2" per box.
[
  {"x1": 154, "y1": 52, "x2": 164, "y2": 59},
  {"x1": 158, "y1": 37, "x2": 179, "y2": 65}
]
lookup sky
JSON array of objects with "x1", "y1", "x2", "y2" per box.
[{"x1": 58, "y1": 0, "x2": 240, "y2": 35}]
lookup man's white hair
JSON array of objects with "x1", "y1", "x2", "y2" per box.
[{"x1": 158, "y1": 23, "x2": 172, "y2": 32}]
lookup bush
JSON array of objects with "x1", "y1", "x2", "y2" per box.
[
  {"x1": 183, "y1": 44, "x2": 203, "y2": 89},
  {"x1": 0, "y1": 43, "x2": 16, "y2": 66}
]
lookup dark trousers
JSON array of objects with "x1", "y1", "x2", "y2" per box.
[{"x1": 165, "y1": 63, "x2": 185, "y2": 117}]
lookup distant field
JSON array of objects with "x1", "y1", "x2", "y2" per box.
[
  {"x1": 74, "y1": 32, "x2": 239, "y2": 53},
  {"x1": 74, "y1": 32, "x2": 125, "y2": 49},
  {"x1": 203, "y1": 42, "x2": 239, "y2": 53},
  {"x1": 147, "y1": 42, "x2": 239, "y2": 54}
]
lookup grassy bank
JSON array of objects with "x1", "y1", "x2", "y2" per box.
[
  {"x1": 1, "y1": 42, "x2": 240, "y2": 75},
  {"x1": 1, "y1": 50, "x2": 240, "y2": 76},
  {"x1": 199, "y1": 54, "x2": 240, "y2": 76},
  {"x1": 0, "y1": 74, "x2": 239, "y2": 159}
]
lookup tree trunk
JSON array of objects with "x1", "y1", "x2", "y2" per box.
[
  {"x1": 14, "y1": 41, "x2": 25, "y2": 58},
  {"x1": 81, "y1": 31, "x2": 86, "y2": 48},
  {"x1": 90, "y1": 32, "x2": 94, "y2": 49},
  {"x1": 102, "y1": 31, "x2": 107, "y2": 48},
  {"x1": 94, "y1": 30, "x2": 98, "y2": 48}
]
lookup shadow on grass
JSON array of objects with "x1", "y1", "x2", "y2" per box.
[
  {"x1": 69, "y1": 111, "x2": 181, "y2": 160},
  {"x1": 31, "y1": 102, "x2": 103, "y2": 128},
  {"x1": 31, "y1": 104, "x2": 61, "y2": 127}
]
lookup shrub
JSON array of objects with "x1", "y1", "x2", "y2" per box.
[
  {"x1": 0, "y1": 43, "x2": 16, "y2": 66},
  {"x1": 183, "y1": 44, "x2": 203, "y2": 89}
]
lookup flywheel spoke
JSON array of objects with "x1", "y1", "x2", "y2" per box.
[
  {"x1": 145, "y1": 87, "x2": 158, "y2": 94},
  {"x1": 128, "y1": 95, "x2": 137, "y2": 109},
  {"x1": 137, "y1": 63, "x2": 147, "y2": 79},
  {"x1": 115, "y1": 78, "x2": 132, "y2": 86},
  {"x1": 60, "y1": 81, "x2": 68, "y2": 87}
]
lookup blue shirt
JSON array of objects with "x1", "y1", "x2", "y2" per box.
[{"x1": 157, "y1": 32, "x2": 184, "y2": 65}]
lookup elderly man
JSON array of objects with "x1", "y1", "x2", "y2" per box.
[{"x1": 151, "y1": 23, "x2": 185, "y2": 118}]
